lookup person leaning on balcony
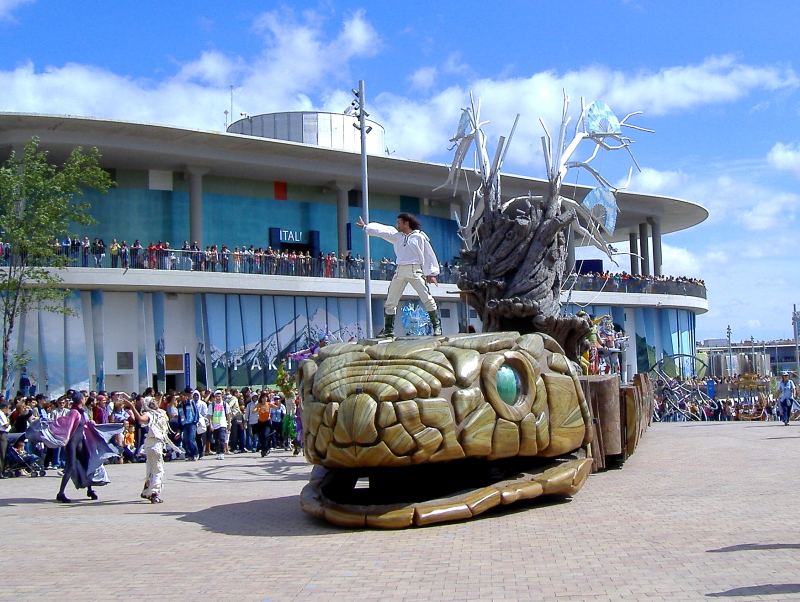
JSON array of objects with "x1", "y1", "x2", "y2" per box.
[
  {"x1": 81, "y1": 237, "x2": 90, "y2": 267},
  {"x1": 109, "y1": 239, "x2": 120, "y2": 268},
  {"x1": 356, "y1": 213, "x2": 442, "y2": 337},
  {"x1": 131, "y1": 239, "x2": 142, "y2": 268},
  {"x1": 120, "y1": 241, "x2": 129, "y2": 269}
]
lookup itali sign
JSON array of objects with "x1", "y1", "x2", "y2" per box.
[{"x1": 279, "y1": 230, "x2": 306, "y2": 243}]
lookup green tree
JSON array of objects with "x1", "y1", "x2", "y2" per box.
[
  {"x1": 275, "y1": 358, "x2": 296, "y2": 397},
  {"x1": 0, "y1": 138, "x2": 113, "y2": 392}
]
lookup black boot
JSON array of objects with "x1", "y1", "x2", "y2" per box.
[
  {"x1": 380, "y1": 313, "x2": 395, "y2": 338},
  {"x1": 428, "y1": 311, "x2": 442, "y2": 336}
]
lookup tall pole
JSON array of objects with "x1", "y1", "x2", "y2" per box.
[
  {"x1": 793, "y1": 304, "x2": 800, "y2": 378},
  {"x1": 726, "y1": 325, "x2": 732, "y2": 378},
  {"x1": 357, "y1": 80, "x2": 374, "y2": 338}
]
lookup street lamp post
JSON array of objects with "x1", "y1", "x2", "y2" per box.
[
  {"x1": 793, "y1": 304, "x2": 800, "y2": 378},
  {"x1": 350, "y1": 81, "x2": 374, "y2": 338},
  {"x1": 726, "y1": 325, "x2": 733, "y2": 378},
  {"x1": 750, "y1": 335, "x2": 755, "y2": 375}
]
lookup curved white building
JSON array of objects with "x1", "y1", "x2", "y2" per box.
[{"x1": 0, "y1": 112, "x2": 708, "y2": 395}]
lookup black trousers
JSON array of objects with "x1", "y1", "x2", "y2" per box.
[{"x1": 0, "y1": 432, "x2": 7, "y2": 475}]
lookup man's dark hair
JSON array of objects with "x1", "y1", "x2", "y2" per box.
[{"x1": 397, "y1": 213, "x2": 421, "y2": 231}]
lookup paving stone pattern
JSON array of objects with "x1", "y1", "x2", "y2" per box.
[{"x1": 1, "y1": 422, "x2": 799, "y2": 601}]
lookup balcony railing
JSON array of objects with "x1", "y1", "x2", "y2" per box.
[
  {"x1": 564, "y1": 273, "x2": 707, "y2": 299},
  {"x1": 16, "y1": 248, "x2": 463, "y2": 284},
  {"x1": 2, "y1": 248, "x2": 707, "y2": 298}
]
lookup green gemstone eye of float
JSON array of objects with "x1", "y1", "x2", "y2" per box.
[{"x1": 496, "y1": 364, "x2": 520, "y2": 405}]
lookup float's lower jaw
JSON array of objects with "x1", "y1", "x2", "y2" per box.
[{"x1": 300, "y1": 455, "x2": 593, "y2": 529}]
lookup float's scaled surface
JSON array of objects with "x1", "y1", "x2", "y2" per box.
[{"x1": 299, "y1": 332, "x2": 594, "y2": 528}]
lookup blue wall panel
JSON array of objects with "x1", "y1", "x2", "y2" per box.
[
  {"x1": 225, "y1": 295, "x2": 246, "y2": 387},
  {"x1": 240, "y1": 295, "x2": 264, "y2": 387},
  {"x1": 9, "y1": 287, "x2": 701, "y2": 393}
]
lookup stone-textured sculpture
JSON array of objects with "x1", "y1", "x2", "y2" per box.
[
  {"x1": 299, "y1": 332, "x2": 593, "y2": 528},
  {"x1": 446, "y1": 94, "x2": 650, "y2": 361}
]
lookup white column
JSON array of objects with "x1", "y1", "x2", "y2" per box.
[
  {"x1": 628, "y1": 232, "x2": 640, "y2": 275},
  {"x1": 648, "y1": 216, "x2": 663, "y2": 276},
  {"x1": 638, "y1": 222, "x2": 650, "y2": 276}
]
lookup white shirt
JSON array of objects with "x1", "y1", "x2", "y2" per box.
[
  {"x1": 49, "y1": 407, "x2": 70, "y2": 420},
  {"x1": 196, "y1": 398, "x2": 208, "y2": 418},
  {"x1": 363, "y1": 223, "x2": 440, "y2": 277},
  {"x1": 777, "y1": 379, "x2": 796, "y2": 401},
  {"x1": 0, "y1": 410, "x2": 9, "y2": 433}
]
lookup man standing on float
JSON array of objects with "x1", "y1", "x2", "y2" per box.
[{"x1": 356, "y1": 213, "x2": 441, "y2": 337}]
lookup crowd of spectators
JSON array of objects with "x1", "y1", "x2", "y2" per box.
[
  {"x1": 2, "y1": 385, "x2": 301, "y2": 477},
  {"x1": 654, "y1": 374, "x2": 795, "y2": 423},
  {"x1": 0, "y1": 236, "x2": 464, "y2": 284},
  {"x1": 572, "y1": 270, "x2": 704, "y2": 286},
  {"x1": 566, "y1": 270, "x2": 706, "y2": 295},
  {"x1": 656, "y1": 396, "x2": 796, "y2": 422},
  {"x1": 3, "y1": 236, "x2": 709, "y2": 294}
]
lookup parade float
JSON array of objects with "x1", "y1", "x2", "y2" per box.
[{"x1": 299, "y1": 93, "x2": 655, "y2": 528}]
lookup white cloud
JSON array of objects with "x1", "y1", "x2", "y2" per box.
[
  {"x1": 0, "y1": 0, "x2": 33, "y2": 21},
  {"x1": 0, "y1": 11, "x2": 794, "y2": 176},
  {"x1": 705, "y1": 251, "x2": 728, "y2": 265},
  {"x1": 737, "y1": 191, "x2": 800, "y2": 231},
  {"x1": 0, "y1": 8, "x2": 380, "y2": 129},
  {"x1": 602, "y1": 55, "x2": 798, "y2": 116},
  {"x1": 661, "y1": 244, "x2": 702, "y2": 277},
  {"x1": 767, "y1": 142, "x2": 800, "y2": 177},
  {"x1": 624, "y1": 167, "x2": 688, "y2": 194},
  {"x1": 625, "y1": 166, "x2": 800, "y2": 232},
  {"x1": 409, "y1": 66, "x2": 437, "y2": 91},
  {"x1": 443, "y1": 53, "x2": 471, "y2": 75},
  {"x1": 376, "y1": 55, "x2": 798, "y2": 170},
  {"x1": 175, "y1": 51, "x2": 242, "y2": 88},
  {"x1": 645, "y1": 243, "x2": 727, "y2": 279}
]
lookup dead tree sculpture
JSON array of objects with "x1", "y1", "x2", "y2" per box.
[{"x1": 438, "y1": 92, "x2": 651, "y2": 362}]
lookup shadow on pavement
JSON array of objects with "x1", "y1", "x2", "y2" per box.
[
  {"x1": 0, "y1": 496, "x2": 143, "y2": 507},
  {"x1": 706, "y1": 583, "x2": 800, "y2": 597},
  {"x1": 172, "y1": 494, "x2": 339, "y2": 537},
  {"x1": 173, "y1": 457, "x2": 311, "y2": 483},
  {"x1": 708, "y1": 543, "x2": 800, "y2": 552},
  {"x1": 0, "y1": 497, "x2": 51, "y2": 506}
]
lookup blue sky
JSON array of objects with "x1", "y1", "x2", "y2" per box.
[{"x1": 2, "y1": 0, "x2": 800, "y2": 343}]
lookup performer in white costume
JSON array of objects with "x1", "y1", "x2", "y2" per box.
[
  {"x1": 122, "y1": 393, "x2": 169, "y2": 503},
  {"x1": 356, "y1": 213, "x2": 442, "y2": 337}
]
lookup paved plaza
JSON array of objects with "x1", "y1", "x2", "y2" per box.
[{"x1": 1, "y1": 421, "x2": 799, "y2": 601}]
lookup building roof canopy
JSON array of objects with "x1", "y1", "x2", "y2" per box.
[{"x1": 0, "y1": 113, "x2": 708, "y2": 243}]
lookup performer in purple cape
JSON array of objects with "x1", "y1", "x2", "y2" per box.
[
  {"x1": 27, "y1": 392, "x2": 118, "y2": 503},
  {"x1": 287, "y1": 336, "x2": 329, "y2": 362}
]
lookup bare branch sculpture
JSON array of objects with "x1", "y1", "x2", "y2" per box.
[{"x1": 440, "y1": 92, "x2": 651, "y2": 361}]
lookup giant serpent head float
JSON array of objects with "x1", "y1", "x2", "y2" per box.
[{"x1": 299, "y1": 332, "x2": 594, "y2": 528}]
